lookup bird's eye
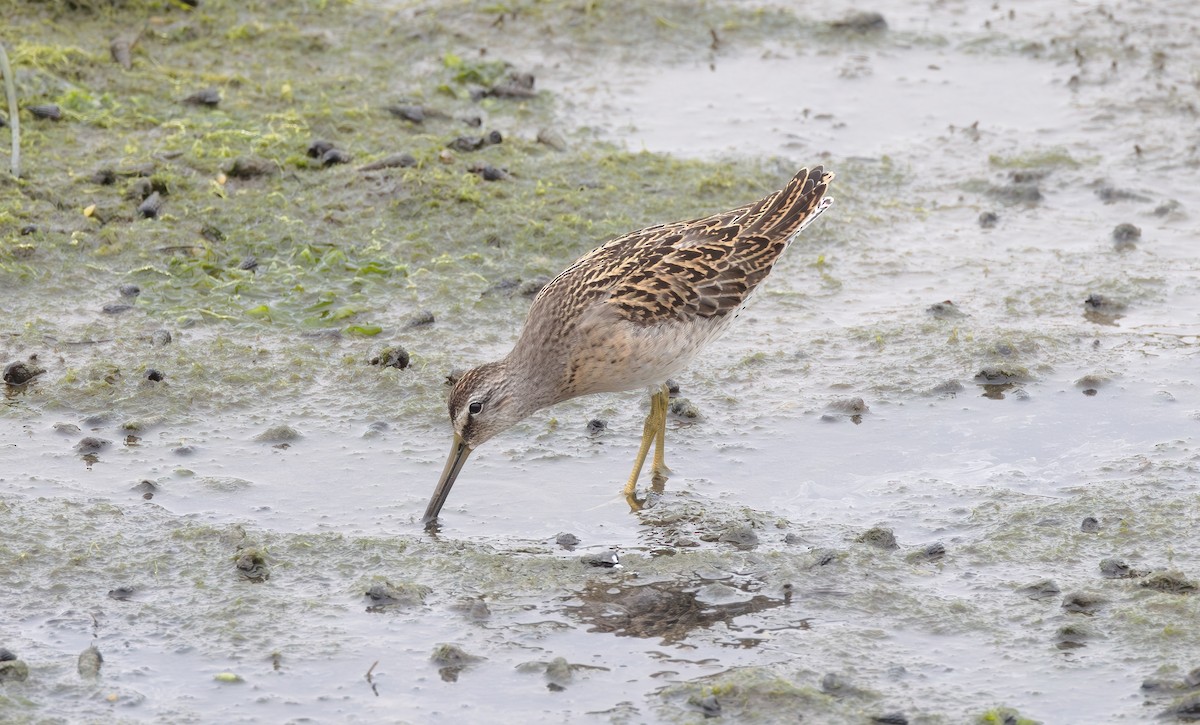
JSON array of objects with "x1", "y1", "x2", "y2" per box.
[{"x1": 468, "y1": 401, "x2": 483, "y2": 415}]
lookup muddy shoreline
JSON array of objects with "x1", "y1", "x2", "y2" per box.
[{"x1": 4, "y1": 1, "x2": 1200, "y2": 722}]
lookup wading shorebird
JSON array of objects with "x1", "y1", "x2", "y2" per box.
[{"x1": 423, "y1": 166, "x2": 834, "y2": 525}]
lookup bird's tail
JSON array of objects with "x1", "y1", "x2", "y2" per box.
[{"x1": 741, "y1": 166, "x2": 834, "y2": 242}]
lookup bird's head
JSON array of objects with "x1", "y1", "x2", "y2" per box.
[{"x1": 423, "y1": 359, "x2": 537, "y2": 525}]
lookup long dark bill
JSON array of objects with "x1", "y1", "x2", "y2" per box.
[{"x1": 422, "y1": 435, "x2": 472, "y2": 526}]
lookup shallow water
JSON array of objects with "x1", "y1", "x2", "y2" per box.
[{"x1": 4, "y1": 0, "x2": 1200, "y2": 722}]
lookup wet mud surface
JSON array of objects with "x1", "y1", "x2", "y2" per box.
[{"x1": 3, "y1": 0, "x2": 1200, "y2": 722}]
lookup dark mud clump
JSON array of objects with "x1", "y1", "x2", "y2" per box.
[
  {"x1": 183, "y1": 88, "x2": 221, "y2": 107},
  {"x1": 74, "y1": 437, "x2": 111, "y2": 454},
  {"x1": 4, "y1": 358, "x2": 46, "y2": 386},
  {"x1": 359, "y1": 153, "x2": 417, "y2": 171},
  {"x1": 364, "y1": 580, "x2": 431, "y2": 611},
  {"x1": 1139, "y1": 572, "x2": 1197, "y2": 595},
  {"x1": 254, "y1": 425, "x2": 302, "y2": 444},
  {"x1": 978, "y1": 211, "x2": 999, "y2": 228},
  {"x1": 1099, "y1": 558, "x2": 1144, "y2": 579},
  {"x1": 137, "y1": 191, "x2": 163, "y2": 219},
  {"x1": 907, "y1": 542, "x2": 946, "y2": 563},
  {"x1": 822, "y1": 397, "x2": 868, "y2": 423},
  {"x1": 28, "y1": 104, "x2": 63, "y2": 121},
  {"x1": 926, "y1": 300, "x2": 966, "y2": 318},
  {"x1": 1018, "y1": 579, "x2": 1061, "y2": 601},
  {"x1": 77, "y1": 646, "x2": 103, "y2": 678},
  {"x1": 856, "y1": 526, "x2": 898, "y2": 550},
  {"x1": 717, "y1": 525, "x2": 759, "y2": 550},
  {"x1": 369, "y1": 345, "x2": 410, "y2": 370},
  {"x1": 1112, "y1": 223, "x2": 1141, "y2": 250},
  {"x1": 1084, "y1": 293, "x2": 1127, "y2": 325},
  {"x1": 226, "y1": 156, "x2": 278, "y2": 179},
  {"x1": 829, "y1": 11, "x2": 887, "y2": 33},
  {"x1": 235, "y1": 547, "x2": 270, "y2": 582}
]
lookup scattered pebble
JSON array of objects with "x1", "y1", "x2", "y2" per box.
[
  {"x1": 146, "y1": 369, "x2": 165, "y2": 382},
  {"x1": 555, "y1": 532, "x2": 580, "y2": 549},
  {"x1": 118, "y1": 283, "x2": 141, "y2": 297},
  {"x1": 150, "y1": 329, "x2": 172, "y2": 346},
  {"x1": 238, "y1": 256, "x2": 258, "y2": 271},
  {"x1": 1081, "y1": 516, "x2": 1101, "y2": 532},
  {"x1": 930, "y1": 380, "x2": 964, "y2": 396},
  {"x1": 469, "y1": 163, "x2": 509, "y2": 181},
  {"x1": 226, "y1": 156, "x2": 277, "y2": 179},
  {"x1": 987, "y1": 180, "x2": 1042, "y2": 204},
  {"x1": 183, "y1": 88, "x2": 221, "y2": 107},
  {"x1": 870, "y1": 713, "x2": 908, "y2": 725},
  {"x1": 359, "y1": 152, "x2": 417, "y2": 171},
  {"x1": 137, "y1": 191, "x2": 163, "y2": 219},
  {"x1": 486, "y1": 72, "x2": 537, "y2": 99},
  {"x1": 28, "y1": 104, "x2": 63, "y2": 120},
  {"x1": 307, "y1": 140, "x2": 335, "y2": 158},
  {"x1": 320, "y1": 148, "x2": 351, "y2": 166},
  {"x1": 978, "y1": 211, "x2": 999, "y2": 228},
  {"x1": 718, "y1": 525, "x2": 760, "y2": 550},
  {"x1": 369, "y1": 345, "x2": 410, "y2": 370},
  {"x1": 536, "y1": 127, "x2": 567, "y2": 151},
  {"x1": 253, "y1": 425, "x2": 302, "y2": 443},
  {"x1": 449, "y1": 131, "x2": 503, "y2": 152},
  {"x1": 585, "y1": 418, "x2": 607, "y2": 436},
  {"x1": 53, "y1": 422, "x2": 81, "y2": 435},
  {"x1": 580, "y1": 550, "x2": 621, "y2": 568},
  {"x1": 102, "y1": 303, "x2": 133, "y2": 314},
  {"x1": 386, "y1": 104, "x2": 427, "y2": 123},
  {"x1": 1099, "y1": 558, "x2": 1143, "y2": 579},
  {"x1": 404, "y1": 310, "x2": 435, "y2": 328},
  {"x1": 856, "y1": 526, "x2": 898, "y2": 550}
]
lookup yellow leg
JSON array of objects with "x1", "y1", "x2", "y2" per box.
[
  {"x1": 624, "y1": 383, "x2": 671, "y2": 510},
  {"x1": 650, "y1": 384, "x2": 671, "y2": 491}
]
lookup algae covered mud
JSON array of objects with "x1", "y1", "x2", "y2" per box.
[{"x1": 2, "y1": 0, "x2": 1200, "y2": 721}]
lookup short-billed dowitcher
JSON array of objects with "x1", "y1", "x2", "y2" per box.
[{"x1": 423, "y1": 166, "x2": 834, "y2": 524}]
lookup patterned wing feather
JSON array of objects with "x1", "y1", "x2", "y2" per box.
[
  {"x1": 530, "y1": 166, "x2": 833, "y2": 330},
  {"x1": 608, "y1": 166, "x2": 833, "y2": 326}
]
